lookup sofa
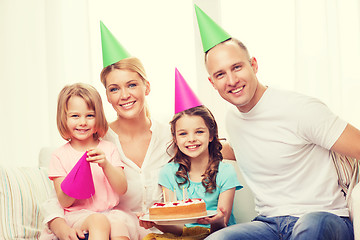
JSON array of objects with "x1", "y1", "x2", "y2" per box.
[
  {"x1": 0, "y1": 147, "x2": 54, "y2": 239},
  {"x1": 0, "y1": 147, "x2": 257, "y2": 239}
]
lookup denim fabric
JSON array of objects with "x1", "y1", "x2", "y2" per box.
[{"x1": 205, "y1": 212, "x2": 353, "y2": 240}]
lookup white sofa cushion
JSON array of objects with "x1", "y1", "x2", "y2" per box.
[
  {"x1": 0, "y1": 166, "x2": 53, "y2": 239},
  {"x1": 223, "y1": 160, "x2": 257, "y2": 223}
]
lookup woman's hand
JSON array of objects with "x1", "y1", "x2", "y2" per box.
[
  {"x1": 137, "y1": 212, "x2": 185, "y2": 235},
  {"x1": 137, "y1": 212, "x2": 156, "y2": 229}
]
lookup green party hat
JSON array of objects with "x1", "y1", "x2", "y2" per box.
[
  {"x1": 100, "y1": 21, "x2": 131, "y2": 68},
  {"x1": 194, "y1": 5, "x2": 231, "y2": 52}
]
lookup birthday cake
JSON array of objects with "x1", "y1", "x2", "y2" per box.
[{"x1": 149, "y1": 198, "x2": 207, "y2": 220}]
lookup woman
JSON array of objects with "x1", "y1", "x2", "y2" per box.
[
  {"x1": 101, "y1": 57, "x2": 172, "y2": 214},
  {"x1": 41, "y1": 57, "x2": 173, "y2": 240}
]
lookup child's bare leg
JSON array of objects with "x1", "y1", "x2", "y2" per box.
[
  {"x1": 110, "y1": 224, "x2": 130, "y2": 240},
  {"x1": 81, "y1": 213, "x2": 110, "y2": 240},
  {"x1": 108, "y1": 212, "x2": 131, "y2": 240}
]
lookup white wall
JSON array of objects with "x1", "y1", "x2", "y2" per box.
[
  {"x1": 88, "y1": 0, "x2": 197, "y2": 125},
  {"x1": 219, "y1": 0, "x2": 360, "y2": 128},
  {"x1": 1, "y1": 0, "x2": 359, "y2": 166}
]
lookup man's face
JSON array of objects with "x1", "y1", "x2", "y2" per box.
[{"x1": 206, "y1": 41, "x2": 259, "y2": 113}]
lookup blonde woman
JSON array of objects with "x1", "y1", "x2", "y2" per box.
[{"x1": 41, "y1": 57, "x2": 172, "y2": 240}]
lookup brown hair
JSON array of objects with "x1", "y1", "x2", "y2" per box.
[
  {"x1": 100, "y1": 57, "x2": 150, "y2": 117},
  {"x1": 169, "y1": 105, "x2": 223, "y2": 193},
  {"x1": 56, "y1": 83, "x2": 108, "y2": 141}
]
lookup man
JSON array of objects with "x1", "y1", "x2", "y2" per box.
[{"x1": 195, "y1": 5, "x2": 360, "y2": 240}]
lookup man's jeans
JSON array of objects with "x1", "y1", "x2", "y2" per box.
[{"x1": 205, "y1": 212, "x2": 353, "y2": 240}]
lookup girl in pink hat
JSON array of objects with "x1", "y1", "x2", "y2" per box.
[{"x1": 139, "y1": 69, "x2": 242, "y2": 239}]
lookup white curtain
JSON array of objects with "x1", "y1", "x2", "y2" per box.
[
  {"x1": 0, "y1": 0, "x2": 89, "y2": 167},
  {"x1": 1, "y1": 0, "x2": 359, "y2": 166}
]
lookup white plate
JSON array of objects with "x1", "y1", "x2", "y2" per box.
[{"x1": 139, "y1": 210, "x2": 217, "y2": 225}]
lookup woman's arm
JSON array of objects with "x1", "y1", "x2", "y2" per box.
[{"x1": 86, "y1": 148, "x2": 127, "y2": 195}]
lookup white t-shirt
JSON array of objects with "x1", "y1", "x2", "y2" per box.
[
  {"x1": 42, "y1": 119, "x2": 172, "y2": 224},
  {"x1": 226, "y1": 87, "x2": 348, "y2": 217}
]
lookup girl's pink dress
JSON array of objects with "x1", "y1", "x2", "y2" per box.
[{"x1": 40, "y1": 140, "x2": 148, "y2": 239}]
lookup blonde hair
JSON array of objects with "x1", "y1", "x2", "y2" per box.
[
  {"x1": 57, "y1": 83, "x2": 108, "y2": 141},
  {"x1": 100, "y1": 57, "x2": 150, "y2": 118}
]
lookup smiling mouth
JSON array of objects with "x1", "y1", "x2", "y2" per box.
[
  {"x1": 120, "y1": 101, "x2": 135, "y2": 108},
  {"x1": 186, "y1": 145, "x2": 200, "y2": 150},
  {"x1": 76, "y1": 129, "x2": 89, "y2": 133},
  {"x1": 229, "y1": 86, "x2": 244, "y2": 94}
]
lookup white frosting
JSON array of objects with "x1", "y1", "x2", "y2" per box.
[{"x1": 151, "y1": 198, "x2": 204, "y2": 208}]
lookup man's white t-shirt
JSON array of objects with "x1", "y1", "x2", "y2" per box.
[{"x1": 226, "y1": 87, "x2": 348, "y2": 217}]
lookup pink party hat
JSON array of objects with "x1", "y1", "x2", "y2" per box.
[
  {"x1": 175, "y1": 68, "x2": 202, "y2": 114},
  {"x1": 61, "y1": 151, "x2": 95, "y2": 199}
]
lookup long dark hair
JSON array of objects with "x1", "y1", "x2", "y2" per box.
[{"x1": 168, "y1": 105, "x2": 222, "y2": 193}]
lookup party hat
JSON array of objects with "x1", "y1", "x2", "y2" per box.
[
  {"x1": 194, "y1": 4, "x2": 231, "y2": 52},
  {"x1": 175, "y1": 68, "x2": 202, "y2": 114},
  {"x1": 61, "y1": 151, "x2": 95, "y2": 199},
  {"x1": 100, "y1": 21, "x2": 131, "y2": 68}
]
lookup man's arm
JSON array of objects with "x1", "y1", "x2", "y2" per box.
[
  {"x1": 221, "y1": 141, "x2": 236, "y2": 160},
  {"x1": 331, "y1": 123, "x2": 360, "y2": 159}
]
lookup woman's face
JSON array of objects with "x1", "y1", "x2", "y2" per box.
[{"x1": 105, "y1": 69, "x2": 150, "y2": 119}]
